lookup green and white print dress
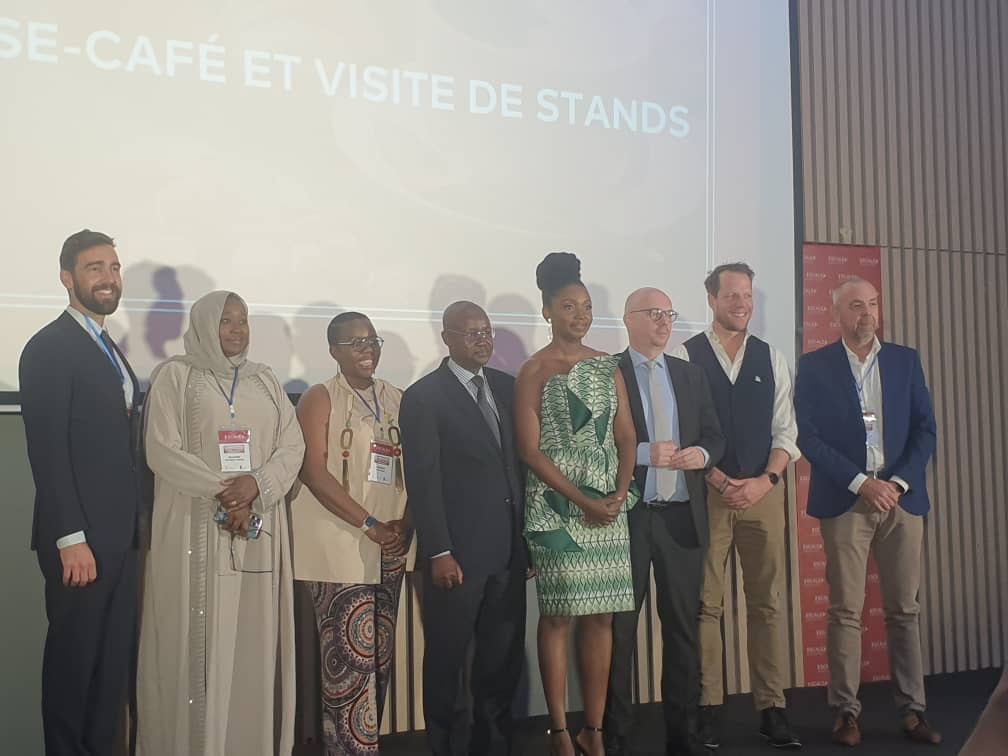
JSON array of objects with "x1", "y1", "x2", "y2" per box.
[{"x1": 524, "y1": 355, "x2": 639, "y2": 617}]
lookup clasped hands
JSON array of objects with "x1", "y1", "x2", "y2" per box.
[
  {"x1": 216, "y1": 474, "x2": 260, "y2": 536},
  {"x1": 364, "y1": 518, "x2": 413, "y2": 557},
  {"x1": 858, "y1": 477, "x2": 904, "y2": 513},
  {"x1": 649, "y1": 440, "x2": 706, "y2": 472}
]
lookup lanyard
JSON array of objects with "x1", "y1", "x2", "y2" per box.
[
  {"x1": 213, "y1": 367, "x2": 240, "y2": 419},
  {"x1": 350, "y1": 383, "x2": 382, "y2": 425},
  {"x1": 84, "y1": 316, "x2": 125, "y2": 387},
  {"x1": 853, "y1": 352, "x2": 879, "y2": 406}
]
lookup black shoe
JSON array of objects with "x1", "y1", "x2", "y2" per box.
[
  {"x1": 697, "y1": 705, "x2": 721, "y2": 750},
  {"x1": 759, "y1": 707, "x2": 802, "y2": 749}
]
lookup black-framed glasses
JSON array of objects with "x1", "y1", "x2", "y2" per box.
[
  {"x1": 629, "y1": 308, "x2": 679, "y2": 323},
  {"x1": 445, "y1": 328, "x2": 494, "y2": 344},
  {"x1": 333, "y1": 336, "x2": 384, "y2": 351}
]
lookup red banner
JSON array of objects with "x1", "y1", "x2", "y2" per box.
[{"x1": 797, "y1": 243, "x2": 890, "y2": 687}]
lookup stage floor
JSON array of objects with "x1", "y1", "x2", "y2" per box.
[{"x1": 297, "y1": 667, "x2": 1001, "y2": 755}]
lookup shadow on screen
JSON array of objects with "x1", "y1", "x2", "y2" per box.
[{"x1": 117, "y1": 263, "x2": 215, "y2": 386}]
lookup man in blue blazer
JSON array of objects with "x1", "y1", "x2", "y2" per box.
[{"x1": 795, "y1": 277, "x2": 941, "y2": 748}]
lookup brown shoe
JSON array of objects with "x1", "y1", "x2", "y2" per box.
[
  {"x1": 902, "y1": 712, "x2": 943, "y2": 745},
  {"x1": 832, "y1": 712, "x2": 861, "y2": 747}
]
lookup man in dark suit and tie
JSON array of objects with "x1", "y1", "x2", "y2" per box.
[
  {"x1": 795, "y1": 277, "x2": 941, "y2": 747},
  {"x1": 399, "y1": 300, "x2": 527, "y2": 756},
  {"x1": 20, "y1": 229, "x2": 142, "y2": 755},
  {"x1": 604, "y1": 287, "x2": 725, "y2": 756}
]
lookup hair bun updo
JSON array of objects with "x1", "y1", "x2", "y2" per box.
[{"x1": 535, "y1": 251, "x2": 583, "y2": 306}]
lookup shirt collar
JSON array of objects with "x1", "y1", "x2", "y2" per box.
[
  {"x1": 447, "y1": 357, "x2": 486, "y2": 384},
  {"x1": 629, "y1": 347, "x2": 664, "y2": 371},
  {"x1": 705, "y1": 325, "x2": 750, "y2": 348},
  {"x1": 65, "y1": 305, "x2": 104, "y2": 335},
  {"x1": 842, "y1": 336, "x2": 882, "y2": 365}
]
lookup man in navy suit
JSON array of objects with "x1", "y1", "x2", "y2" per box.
[
  {"x1": 399, "y1": 301, "x2": 527, "y2": 756},
  {"x1": 795, "y1": 277, "x2": 941, "y2": 748},
  {"x1": 20, "y1": 230, "x2": 141, "y2": 755}
]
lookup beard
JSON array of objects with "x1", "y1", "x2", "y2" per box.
[
  {"x1": 854, "y1": 317, "x2": 877, "y2": 344},
  {"x1": 73, "y1": 277, "x2": 121, "y2": 315}
]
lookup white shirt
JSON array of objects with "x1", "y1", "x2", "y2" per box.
[
  {"x1": 670, "y1": 328, "x2": 801, "y2": 464},
  {"x1": 842, "y1": 337, "x2": 910, "y2": 495},
  {"x1": 58, "y1": 306, "x2": 135, "y2": 549}
]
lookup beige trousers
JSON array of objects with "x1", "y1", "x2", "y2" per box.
[
  {"x1": 699, "y1": 482, "x2": 789, "y2": 710},
  {"x1": 820, "y1": 499, "x2": 926, "y2": 717}
]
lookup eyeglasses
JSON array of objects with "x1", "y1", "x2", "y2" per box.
[
  {"x1": 629, "y1": 308, "x2": 679, "y2": 323},
  {"x1": 333, "y1": 336, "x2": 384, "y2": 351},
  {"x1": 445, "y1": 328, "x2": 494, "y2": 344}
]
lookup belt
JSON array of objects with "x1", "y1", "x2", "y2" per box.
[{"x1": 643, "y1": 499, "x2": 689, "y2": 510}]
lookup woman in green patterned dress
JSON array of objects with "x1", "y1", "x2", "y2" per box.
[{"x1": 515, "y1": 252, "x2": 639, "y2": 756}]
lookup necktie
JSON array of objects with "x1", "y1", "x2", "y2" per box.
[
  {"x1": 98, "y1": 330, "x2": 126, "y2": 384},
  {"x1": 470, "y1": 375, "x2": 501, "y2": 447},
  {"x1": 648, "y1": 360, "x2": 678, "y2": 500}
]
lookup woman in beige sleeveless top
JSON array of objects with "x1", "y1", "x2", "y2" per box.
[{"x1": 290, "y1": 312, "x2": 414, "y2": 755}]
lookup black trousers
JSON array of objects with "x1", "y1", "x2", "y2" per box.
[
  {"x1": 604, "y1": 503, "x2": 705, "y2": 750},
  {"x1": 421, "y1": 562, "x2": 527, "y2": 756},
  {"x1": 38, "y1": 546, "x2": 138, "y2": 756}
]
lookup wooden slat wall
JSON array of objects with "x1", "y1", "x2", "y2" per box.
[
  {"x1": 797, "y1": 0, "x2": 1008, "y2": 678},
  {"x1": 374, "y1": 1, "x2": 1008, "y2": 731}
]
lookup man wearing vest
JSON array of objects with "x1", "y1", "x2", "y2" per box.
[{"x1": 672, "y1": 262, "x2": 802, "y2": 750}]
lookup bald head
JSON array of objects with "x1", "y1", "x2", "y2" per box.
[
  {"x1": 442, "y1": 300, "x2": 487, "y2": 331},
  {"x1": 623, "y1": 287, "x2": 674, "y2": 358},
  {"x1": 624, "y1": 287, "x2": 672, "y2": 315},
  {"x1": 441, "y1": 300, "x2": 494, "y2": 371}
]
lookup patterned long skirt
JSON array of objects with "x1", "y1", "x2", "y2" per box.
[{"x1": 307, "y1": 555, "x2": 407, "y2": 755}]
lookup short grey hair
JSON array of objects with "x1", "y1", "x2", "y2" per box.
[{"x1": 831, "y1": 276, "x2": 872, "y2": 307}]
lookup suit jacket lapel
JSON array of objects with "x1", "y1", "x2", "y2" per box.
[
  {"x1": 829, "y1": 340, "x2": 863, "y2": 416},
  {"x1": 618, "y1": 350, "x2": 649, "y2": 443},
  {"x1": 109, "y1": 336, "x2": 141, "y2": 411},
  {"x1": 663, "y1": 355, "x2": 693, "y2": 439},
  {"x1": 436, "y1": 360, "x2": 504, "y2": 458},
  {"x1": 486, "y1": 370, "x2": 514, "y2": 452},
  {"x1": 59, "y1": 312, "x2": 130, "y2": 404},
  {"x1": 877, "y1": 341, "x2": 897, "y2": 458}
]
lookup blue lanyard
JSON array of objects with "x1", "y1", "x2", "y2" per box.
[
  {"x1": 853, "y1": 352, "x2": 879, "y2": 405},
  {"x1": 213, "y1": 367, "x2": 240, "y2": 419},
  {"x1": 84, "y1": 316, "x2": 125, "y2": 387},
  {"x1": 351, "y1": 383, "x2": 382, "y2": 425}
]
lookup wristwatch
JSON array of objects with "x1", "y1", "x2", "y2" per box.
[
  {"x1": 361, "y1": 515, "x2": 379, "y2": 531},
  {"x1": 765, "y1": 471, "x2": 780, "y2": 486}
]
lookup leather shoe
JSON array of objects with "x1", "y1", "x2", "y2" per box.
[
  {"x1": 902, "y1": 712, "x2": 942, "y2": 745},
  {"x1": 832, "y1": 712, "x2": 861, "y2": 747}
]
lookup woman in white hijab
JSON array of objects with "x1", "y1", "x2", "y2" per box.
[{"x1": 137, "y1": 291, "x2": 305, "y2": 756}]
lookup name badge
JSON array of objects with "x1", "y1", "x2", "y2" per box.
[
  {"x1": 219, "y1": 428, "x2": 252, "y2": 472},
  {"x1": 862, "y1": 411, "x2": 880, "y2": 449},
  {"x1": 368, "y1": 441, "x2": 394, "y2": 485}
]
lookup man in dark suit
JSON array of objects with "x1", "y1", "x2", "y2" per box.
[
  {"x1": 399, "y1": 301, "x2": 527, "y2": 756},
  {"x1": 795, "y1": 277, "x2": 941, "y2": 748},
  {"x1": 20, "y1": 229, "x2": 141, "y2": 756},
  {"x1": 604, "y1": 287, "x2": 725, "y2": 756}
]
